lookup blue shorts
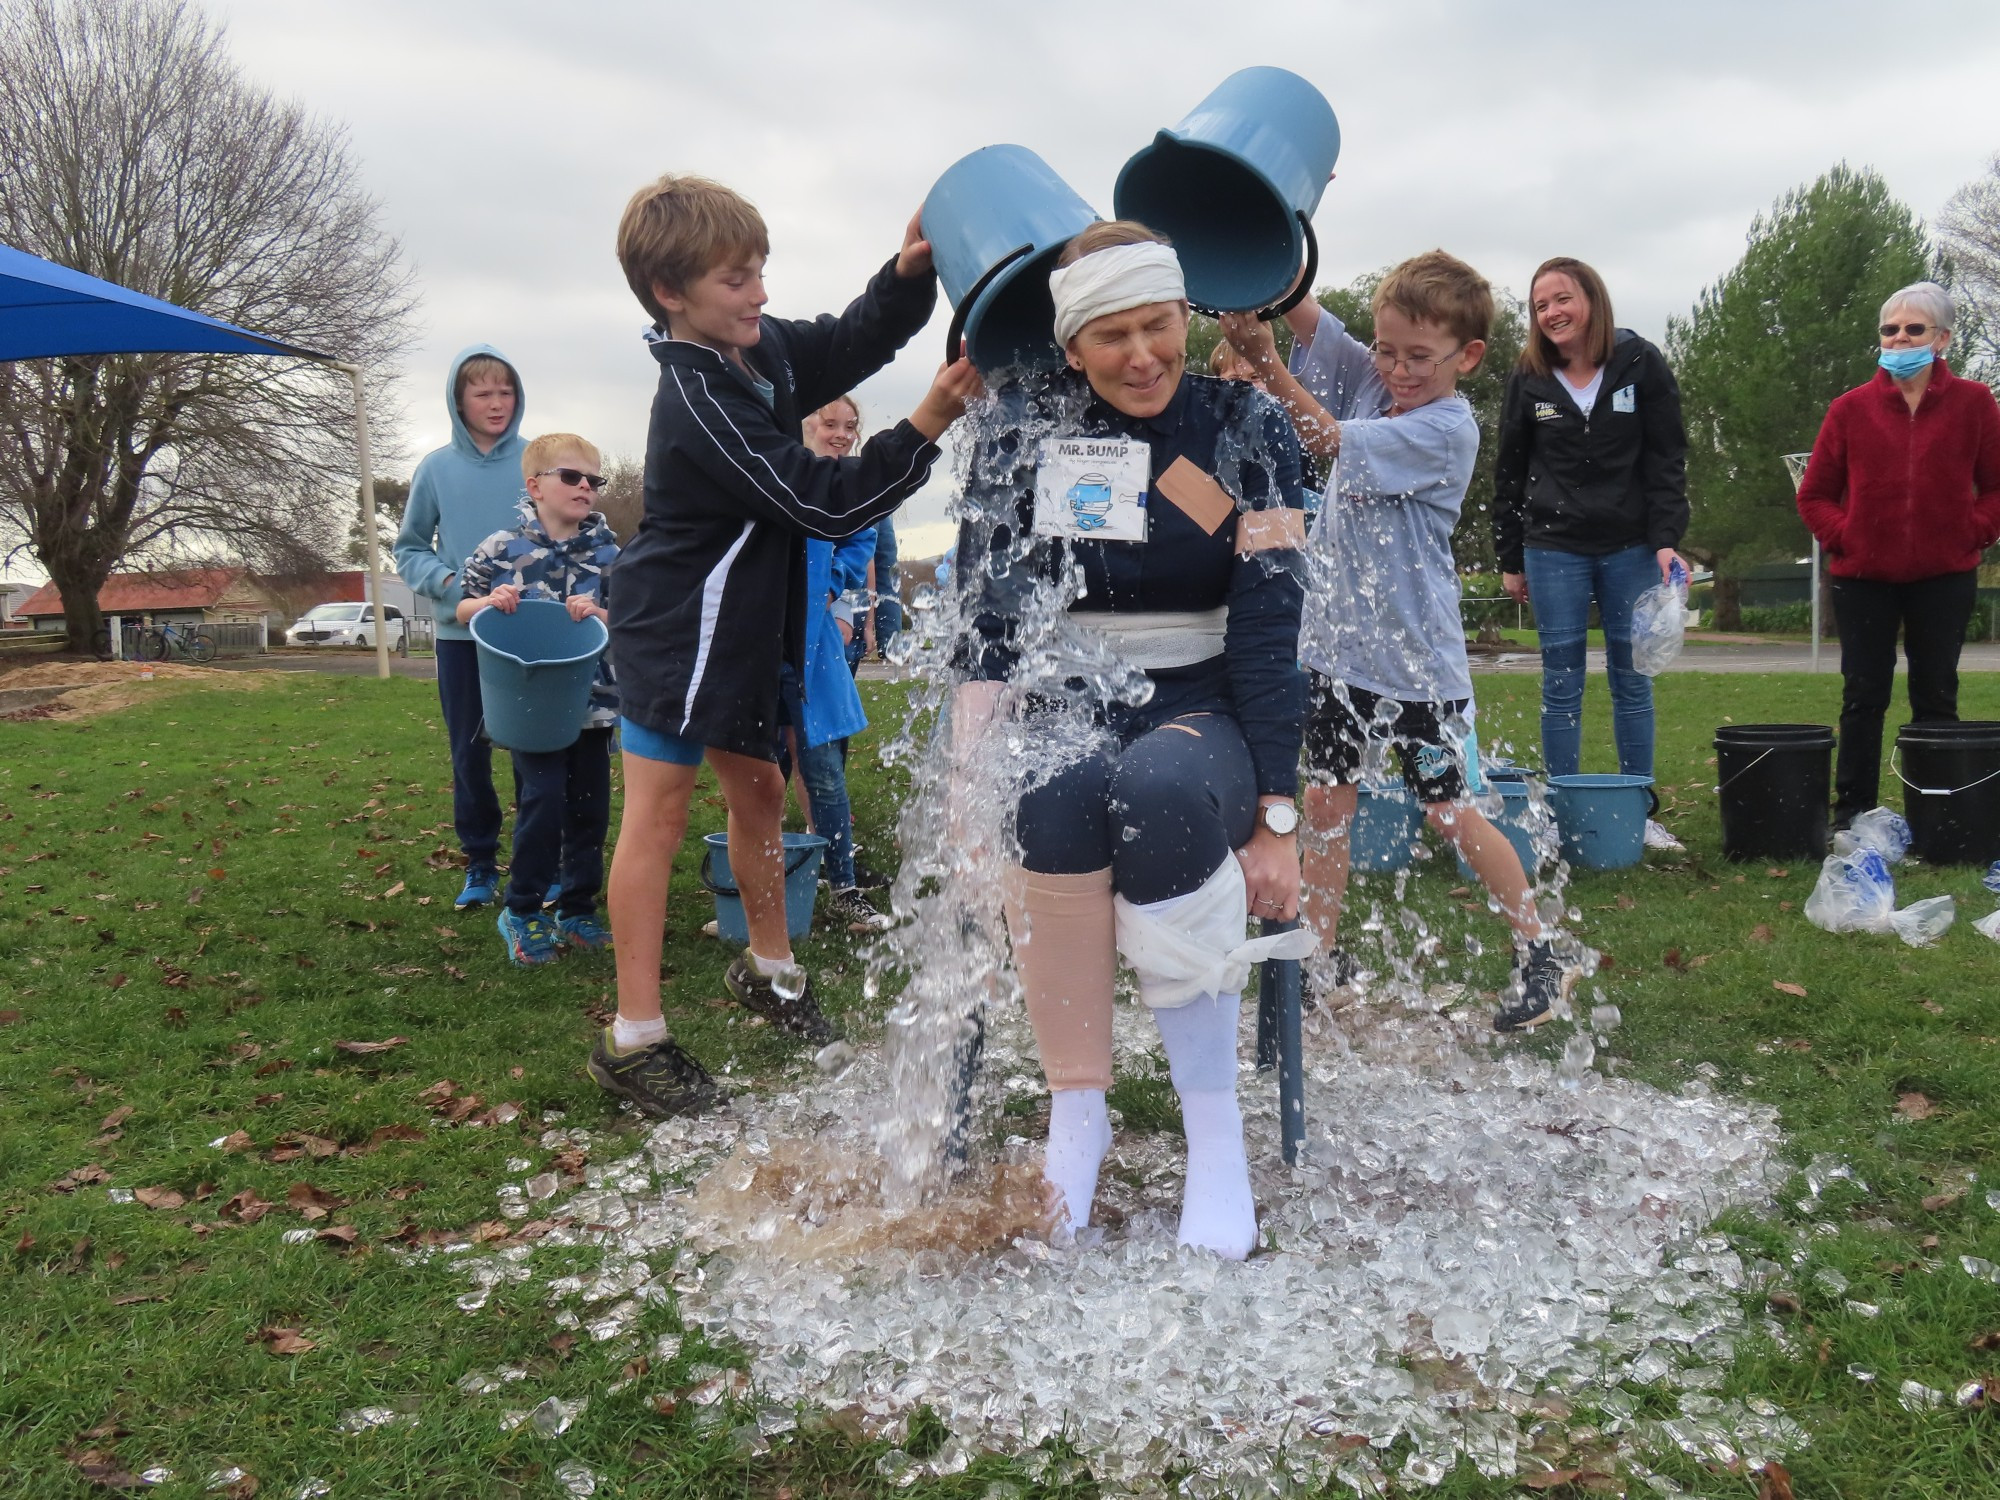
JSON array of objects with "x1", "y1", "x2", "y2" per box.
[{"x1": 619, "y1": 716, "x2": 705, "y2": 767}]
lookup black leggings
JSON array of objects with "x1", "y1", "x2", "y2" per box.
[{"x1": 1013, "y1": 712, "x2": 1257, "y2": 905}]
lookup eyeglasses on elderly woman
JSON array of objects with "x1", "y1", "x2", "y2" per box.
[{"x1": 1879, "y1": 322, "x2": 1936, "y2": 339}]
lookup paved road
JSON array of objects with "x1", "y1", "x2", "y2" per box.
[{"x1": 211, "y1": 650, "x2": 439, "y2": 680}]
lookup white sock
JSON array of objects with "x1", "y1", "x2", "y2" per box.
[
  {"x1": 611, "y1": 1014, "x2": 668, "y2": 1052},
  {"x1": 1043, "y1": 1088, "x2": 1112, "y2": 1235},
  {"x1": 749, "y1": 949, "x2": 792, "y2": 977},
  {"x1": 1152, "y1": 991, "x2": 1257, "y2": 1260}
]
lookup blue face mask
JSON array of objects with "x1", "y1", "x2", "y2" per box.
[{"x1": 1879, "y1": 344, "x2": 1936, "y2": 379}]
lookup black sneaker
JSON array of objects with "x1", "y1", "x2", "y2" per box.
[
  {"x1": 723, "y1": 952, "x2": 838, "y2": 1043},
  {"x1": 848, "y1": 856, "x2": 892, "y2": 892},
  {"x1": 827, "y1": 885, "x2": 892, "y2": 933},
  {"x1": 1494, "y1": 939, "x2": 1569, "y2": 1033},
  {"x1": 588, "y1": 1030, "x2": 721, "y2": 1118}
]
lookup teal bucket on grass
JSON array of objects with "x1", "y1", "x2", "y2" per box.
[
  {"x1": 1454, "y1": 777, "x2": 1550, "y2": 881},
  {"x1": 469, "y1": 598, "x2": 607, "y2": 753},
  {"x1": 921, "y1": 145, "x2": 1101, "y2": 373},
  {"x1": 1546, "y1": 773, "x2": 1653, "y2": 871},
  {"x1": 1114, "y1": 66, "x2": 1341, "y2": 312},
  {"x1": 699, "y1": 832, "x2": 827, "y2": 945},
  {"x1": 1351, "y1": 782, "x2": 1422, "y2": 872}
]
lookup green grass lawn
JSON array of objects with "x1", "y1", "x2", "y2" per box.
[{"x1": 2, "y1": 669, "x2": 1998, "y2": 1498}]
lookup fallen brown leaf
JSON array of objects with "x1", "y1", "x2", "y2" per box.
[
  {"x1": 1519, "y1": 1473, "x2": 1581, "y2": 1492},
  {"x1": 215, "y1": 1130, "x2": 254, "y2": 1153},
  {"x1": 219, "y1": 1189, "x2": 274, "y2": 1225},
  {"x1": 254, "y1": 1325, "x2": 315, "y2": 1355},
  {"x1": 350, "y1": 1123, "x2": 424, "y2": 1155},
  {"x1": 109, "y1": 1292, "x2": 164, "y2": 1307},
  {"x1": 333, "y1": 1037, "x2": 409, "y2": 1055},
  {"x1": 469, "y1": 1221, "x2": 511, "y2": 1243},
  {"x1": 0, "y1": 1008, "x2": 22, "y2": 1025},
  {"x1": 285, "y1": 1182, "x2": 344, "y2": 1221},
  {"x1": 1773, "y1": 981, "x2": 1808, "y2": 998},
  {"x1": 72, "y1": 1450, "x2": 145, "y2": 1489},
  {"x1": 1615, "y1": 892, "x2": 1636, "y2": 910},
  {"x1": 132, "y1": 1187, "x2": 184, "y2": 1211},
  {"x1": 1921, "y1": 1191, "x2": 1962, "y2": 1212},
  {"x1": 98, "y1": 1105, "x2": 134, "y2": 1131},
  {"x1": 1757, "y1": 1460, "x2": 1795, "y2": 1500},
  {"x1": 52, "y1": 1164, "x2": 112, "y2": 1193},
  {"x1": 1767, "y1": 1291, "x2": 1802, "y2": 1316},
  {"x1": 314, "y1": 1224, "x2": 359, "y2": 1247},
  {"x1": 381, "y1": 881, "x2": 405, "y2": 899},
  {"x1": 1969, "y1": 1329, "x2": 2000, "y2": 1352},
  {"x1": 1920, "y1": 999, "x2": 1944, "y2": 1016},
  {"x1": 1749, "y1": 924, "x2": 1774, "y2": 943},
  {"x1": 1663, "y1": 947, "x2": 1685, "y2": 972},
  {"x1": 509, "y1": 1066, "x2": 525, "y2": 1080},
  {"x1": 416, "y1": 1079, "x2": 457, "y2": 1107},
  {"x1": 1896, "y1": 1091, "x2": 1938, "y2": 1121},
  {"x1": 1766, "y1": 867, "x2": 1790, "y2": 879},
  {"x1": 14, "y1": 1230, "x2": 33, "y2": 1254}
]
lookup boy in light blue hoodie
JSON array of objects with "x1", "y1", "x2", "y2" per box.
[{"x1": 394, "y1": 345, "x2": 527, "y2": 908}]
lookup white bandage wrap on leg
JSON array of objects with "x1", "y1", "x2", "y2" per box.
[
  {"x1": 1043, "y1": 1087, "x2": 1112, "y2": 1238},
  {"x1": 1112, "y1": 854, "x2": 1316, "y2": 1011}
]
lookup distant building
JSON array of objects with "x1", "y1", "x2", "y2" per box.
[
  {"x1": 0, "y1": 579, "x2": 37, "y2": 630},
  {"x1": 16, "y1": 567, "x2": 285, "y2": 633}
]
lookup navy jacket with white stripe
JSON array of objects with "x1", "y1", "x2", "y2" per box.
[{"x1": 610, "y1": 257, "x2": 939, "y2": 758}]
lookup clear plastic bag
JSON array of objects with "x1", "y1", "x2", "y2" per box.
[
  {"x1": 1631, "y1": 560, "x2": 1689, "y2": 677},
  {"x1": 1803, "y1": 847, "x2": 1896, "y2": 934},
  {"x1": 1974, "y1": 907, "x2": 2000, "y2": 942},
  {"x1": 1892, "y1": 894, "x2": 1955, "y2": 947},
  {"x1": 1847, "y1": 807, "x2": 1913, "y2": 864}
]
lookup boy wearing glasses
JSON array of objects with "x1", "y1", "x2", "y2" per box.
[
  {"x1": 1222, "y1": 250, "x2": 1570, "y2": 1034},
  {"x1": 458, "y1": 434, "x2": 621, "y2": 966}
]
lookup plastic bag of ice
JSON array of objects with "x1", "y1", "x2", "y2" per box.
[
  {"x1": 1847, "y1": 807, "x2": 1913, "y2": 864},
  {"x1": 1892, "y1": 894, "x2": 1955, "y2": 947},
  {"x1": 1631, "y1": 561, "x2": 1688, "y2": 677},
  {"x1": 1974, "y1": 907, "x2": 2000, "y2": 942},
  {"x1": 1803, "y1": 848, "x2": 1895, "y2": 934}
]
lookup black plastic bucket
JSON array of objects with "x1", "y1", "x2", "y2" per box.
[
  {"x1": 1715, "y1": 723, "x2": 1833, "y2": 861},
  {"x1": 1894, "y1": 721, "x2": 2000, "y2": 864}
]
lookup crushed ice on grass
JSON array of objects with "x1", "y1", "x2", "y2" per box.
[{"x1": 431, "y1": 384, "x2": 1808, "y2": 1493}]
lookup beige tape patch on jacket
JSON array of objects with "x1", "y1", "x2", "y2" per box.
[
  {"x1": 1154, "y1": 456, "x2": 1237, "y2": 536},
  {"x1": 1235, "y1": 506, "x2": 1307, "y2": 555}
]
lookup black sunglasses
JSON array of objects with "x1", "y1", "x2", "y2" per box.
[
  {"x1": 536, "y1": 467, "x2": 606, "y2": 491},
  {"x1": 1879, "y1": 322, "x2": 1933, "y2": 338}
]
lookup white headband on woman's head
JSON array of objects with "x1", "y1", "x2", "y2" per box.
[{"x1": 1049, "y1": 241, "x2": 1187, "y2": 347}]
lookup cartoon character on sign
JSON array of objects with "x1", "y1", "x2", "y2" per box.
[{"x1": 1066, "y1": 472, "x2": 1114, "y2": 531}]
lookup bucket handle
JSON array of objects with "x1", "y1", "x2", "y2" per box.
[
  {"x1": 1712, "y1": 746, "x2": 1776, "y2": 794},
  {"x1": 1889, "y1": 746, "x2": 2000, "y2": 798},
  {"x1": 698, "y1": 842, "x2": 822, "y2": 898},
  {"x1": 1186, "y1": 213, "x2": 1320, "y2": 323},
  {"x1": 943, "y1": 242, "x2": 1034, "y2": 364}
]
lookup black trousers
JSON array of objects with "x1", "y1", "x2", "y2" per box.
[
  {"x1": 503, "y1": 728, "x2": 612, "y2": 917},
  {"x1": 436, "y1": 639, "x2": 503, "y2": 865},
  {"x1": 1831, "y1": 569, "x2": 1979, "y2": 819}
]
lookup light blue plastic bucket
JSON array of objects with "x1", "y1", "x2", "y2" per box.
[
  {"x1": 921, "y1": 145, "x2": 1100, "y2": 373},
  {"x1": 1351, "y1": 782, "x2": 1422, "y2": 872},
  {"x1": 1454, "y1": 777, "x2": 1548, "y2": 881},
  {"x1": 699, "y1": 831, "x2": 827, "y2": 945},
  {"x1": 1114, "y1": 66, "x2": 1341, "y2": 312},
  {"x1": 469, "y1": 598, "x2": 607, "y2": 753},
  {"x1": 1546, "y1": 773, "x2": 1653, "y2": 871}
]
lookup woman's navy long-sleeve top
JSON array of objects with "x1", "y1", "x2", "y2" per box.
[{"x1": 956, "y1": 369, "x2": 1309, "y2": 797}]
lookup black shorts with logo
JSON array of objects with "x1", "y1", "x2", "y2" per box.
[{"x1": 1303, "y1": 672, "x2": 1470, "y2": 805}]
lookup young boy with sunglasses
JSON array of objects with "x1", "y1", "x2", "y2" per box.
[
  {"x1": 1222, "y1": 250, "x2": 1572, "y2": 1034},
  {"x1": 458, "y1": 434, "x2": 622, "y2": 966}
]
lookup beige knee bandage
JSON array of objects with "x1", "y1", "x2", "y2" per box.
[{"x1": 1003, "y1": 864, "x2": 1116, "y2": 1093}]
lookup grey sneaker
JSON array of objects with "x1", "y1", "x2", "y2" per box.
[
  {"x1": 588, "y1": 1030, "x2": 721, "y2": 1118},
  {"x1": 723, "y1": 951, "x2": 838, "y2": 1043},
  {"x1": 827, "y1": 885, "x2": 892, "y2": 933},
  {"x1": 1494, "y1": 939, "x2": 1570, "y2": 1033}
]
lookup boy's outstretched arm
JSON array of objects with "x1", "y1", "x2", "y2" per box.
[
  {"x1": 783, "y1": 209, "x2": 940, "y2": 416},
  {"x1": 670, "y1": 356, "x2": 981, "y2": 540}
]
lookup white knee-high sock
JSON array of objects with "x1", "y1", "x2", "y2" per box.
[
  {"x1": 1043, "y1": 1087, "x2": 1111, "y2": 1236},
  {"x1": 1151, "y1": 989, "x2": 1257, "y2": 1260}
]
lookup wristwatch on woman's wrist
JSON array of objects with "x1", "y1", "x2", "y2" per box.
[{"x1": 1258, "y1": 800, "x2": 1298, "y2": 837}]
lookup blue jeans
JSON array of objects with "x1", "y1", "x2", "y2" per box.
[
  {"x1": 795, "y1": 735, "x2": 857, "y2": 888},
  {"x1": 1524, "y1": 544, "x2": 1657, "y2": 779},
  {"x1": 504, "y1": 728, "x2": 612, "y2": 917},
  {"x1": 436, "y1": 639, "x2": 503, "y2": 865}
]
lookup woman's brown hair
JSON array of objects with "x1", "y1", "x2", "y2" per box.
[
  {"x1": 1519, "y1": 256, "x2": 1616, "y2": 377},
  {"x1": 1055, "y1": 219, "x2": 1171, "y2": 268}
]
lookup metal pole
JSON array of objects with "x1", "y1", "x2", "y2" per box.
[
  {"x1": 333, "y1": 362, "x2": 391, "y2": 682},
  {"x1": 110, "y1": 613, "x2": 122, "y2": 660},
  {"x1": 1810, "y1": 538, "x2": 1821, "y2": 674}
]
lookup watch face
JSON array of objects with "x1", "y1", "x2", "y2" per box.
[{"x1": 1262, "y1": 802, "x2": 1298, "y2": 836}]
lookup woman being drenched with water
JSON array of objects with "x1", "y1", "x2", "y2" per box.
[{"x1": 953, "y1": 221, "x2": 1314, "y2": 1258}]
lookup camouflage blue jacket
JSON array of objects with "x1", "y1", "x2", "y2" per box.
[{"x1": 462, "y1": 501, "x2": 620, "y2": 726}]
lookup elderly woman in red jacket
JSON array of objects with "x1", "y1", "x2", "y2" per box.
[{"x1": 1796, "y1": 280, "x2": 2000, "y2": 827}]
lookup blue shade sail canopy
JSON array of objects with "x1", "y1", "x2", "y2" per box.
[{"x1": 0, "y1": 240, "x2": 326, "y2": 361}]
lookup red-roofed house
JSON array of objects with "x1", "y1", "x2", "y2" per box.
[{"x1": 17, "y1": 567, "x2": 283, "y2": 635}]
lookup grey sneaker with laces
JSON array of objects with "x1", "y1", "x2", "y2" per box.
[
  {"x1": 723, "y1": 951, "x2": 838, "y2": 1043},
  {"x1": 1494, "y1": 939, "x2": 1571, "y2": 1033},
  {"x1": 588, "y1": 1030, "x2": 721, "y2": 1118},
  {"x1": 827, "y1": 885, "x2": 892, "y2": 933}
]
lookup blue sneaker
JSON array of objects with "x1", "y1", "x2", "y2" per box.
[
  {"x1": 558, "y1": 913, "x2": 612, "y2": 951},
  {"x1": 456, "y1": 864, "x2": 499, "y2": 909},
  {"x1": 543, "y1": 882, "x2": 562, "y2": 908},
  {"x1": 497, "y1": 907, "x2": 563, "y2": 966}
]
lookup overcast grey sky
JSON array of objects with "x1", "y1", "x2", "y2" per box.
[{"x1": 207, "y1": 0, "x2": 2000, "y2": 560}]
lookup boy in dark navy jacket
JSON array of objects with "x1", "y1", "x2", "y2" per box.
[{"x1": 592, "y1": 172, "x2": 980, "y2": 1118}]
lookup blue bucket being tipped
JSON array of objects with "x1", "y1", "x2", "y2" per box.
[
  {"x1": 1546, "y1": 773, "x2": 1653, "y2": 871},
  {"x1": 470, "y1": 598, "x2": 607, "y2": 753},
  {"x1": 922, "y1": 145, "x2": 1100, "y2": 373},
  {"x1": 700, "y1": 832, "x2": 827, "y2": 945},
  {"x1": 1350, "y1": 782, "x2": 1422, "y2": 872},
  {"x1": 1114, "y1": 66, "x2": 1340, "y2": 312}
]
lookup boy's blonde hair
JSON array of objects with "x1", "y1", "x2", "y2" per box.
[
  {"x1": 454, "y1": 355, "x2": 516, "y2": 410},
  {"x1": 1373, "y1": 250, "x2": 1493, "y2": 351},
  {"x1": 522, "y1": 433, "x2": 601, "y2": 479},
  {"x1": 616, "y1": 174, "x2": 770, "y2": 325}
]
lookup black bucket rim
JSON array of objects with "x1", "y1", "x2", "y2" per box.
[
  {"x1": 1897, "y1": 721, "x2": 2000, "y2": 743},
  {"x1": 1714, "y1": 722, "x2": 1835, "y2": 743}
]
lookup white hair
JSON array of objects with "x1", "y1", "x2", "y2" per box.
[{"x1": 1880, "y1": 280, "x2": 1953, "y2": 331}]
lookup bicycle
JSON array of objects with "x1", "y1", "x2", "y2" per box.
[
  {"x1": 89, "y1": 621, "x2": 147, "y2": 659},
  {"x1": 138, "y1": 619, "x2": 216, "y2": 664}
]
